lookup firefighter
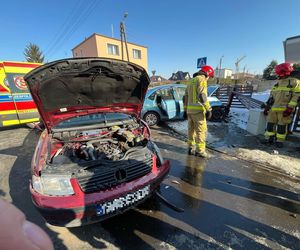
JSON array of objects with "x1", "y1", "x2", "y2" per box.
[
  {"x1": 184, "y1": 66, "x2": 214, "y2": 158},
  {"x1": 263, "y1": 62, "x2": 300, "y2": 147}
]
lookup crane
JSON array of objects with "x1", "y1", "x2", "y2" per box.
[{"x1": 235, "y1": 55, "x2": 246, "y2": 79}]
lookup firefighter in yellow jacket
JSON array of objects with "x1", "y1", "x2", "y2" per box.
[
  {"x1": 263, "y1": 62, "x2": 300, "y2": 147},
  {"x1": 184, "y1": 66, "x2": 214, "y2": 158}
]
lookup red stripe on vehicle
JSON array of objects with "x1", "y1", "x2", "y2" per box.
[
  {"x1": 0, "y1": 102, "x2": 16, "y2": 110},
  {"x1": 0, "y1": 101, "x2": 36, "y2": 111},
  {"x1": 15, "y1": 101, "x2": 37, "y2": 110},
  {"x1": 0, "y1": 85, "x2": 9, "y2": 92},
  {"x1": 3, "y1": 62, "x2": 40, "y2": 68}
]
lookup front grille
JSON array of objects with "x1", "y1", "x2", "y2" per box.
[{"x1": 76, "y1": 158, "x2": 152, "y2": 193}]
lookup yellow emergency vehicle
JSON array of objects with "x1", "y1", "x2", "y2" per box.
[{"x1": 0, "y1": 61, "x2": 41, "y2": 126}]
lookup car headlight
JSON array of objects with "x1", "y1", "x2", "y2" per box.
[
  {"x1": 32, "y1": 175, "x2": 74, "y2": 196},
  {"x1": 149, "y1": 141, "x2": 164, "y2": 166}
]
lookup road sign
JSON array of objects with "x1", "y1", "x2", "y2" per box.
[{"x1": 197, "y1": 57, "x2": 207, "y2": 68}]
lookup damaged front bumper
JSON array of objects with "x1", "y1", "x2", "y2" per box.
[{"x1": 30, "y1": 159, "x2": 170, "y2": 227}]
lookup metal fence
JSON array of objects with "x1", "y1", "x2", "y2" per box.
[
  {"x1": 291, "y1": 107, "x2": 300, "y2": 133},
  {"x1": 213, "y1": 85, "x2": 300, "y2": 132},
  {"x1": 213, "y1": 85, "x2": 257, "y2": 109}
]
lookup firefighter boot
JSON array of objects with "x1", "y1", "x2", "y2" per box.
[
  {"x1": 195, "y1": 151, "x2": 208, "y2": 158},
  {"x1": 188, "y1": 148, "x2": 194, "y2": 155},
  {"x1": 260, "y1": 136, "x2": 275, "y2": 145}
]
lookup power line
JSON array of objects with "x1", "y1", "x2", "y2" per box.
[
  {"x1": 44, "y1": 0, "x2": 85, "y2": 55},
  {"x1": 46, "y1": 0, "x2": 102, "y2": 59},
  {"x1": 60, "y1": 0, "x2": 101, "y2": 45},
  {"x1": 45, "y1": 0, "x2": 95, "y2": 57}
]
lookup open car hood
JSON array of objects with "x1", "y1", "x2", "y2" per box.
[{"x1": 24, "y1": 58, "x2": 150, "y2": 130}]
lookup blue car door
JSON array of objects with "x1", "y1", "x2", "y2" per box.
[
  {"x1": 157, "y1": 88, "x2": 177, "y2": 119},
  {"x1": 173, "y1": 86, "x2": 187, "y2": 118}
]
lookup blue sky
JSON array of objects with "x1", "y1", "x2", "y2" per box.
[{"x1": 1, "y1": 0, "x2": 300, "y2": 78}]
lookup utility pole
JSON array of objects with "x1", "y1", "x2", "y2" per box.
[
  {"x1": 120, "y1": 12, "x2": 129, "y2": 62},
  {"x1": 111, "y1": 24, "x2": 114, "y2": 38},
  {"x1": 219, "y1": 55, "x2": 224, "y2": 78},
  {"x1": 217, "y1": 55, "x2": 224, "y2": 84}
]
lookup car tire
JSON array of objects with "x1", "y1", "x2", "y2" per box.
[
  {"x1": 143, "y1": 112, "x2": 160, "y2": 126},
  {"x1": 211, "y1": 107, "x2": 224, "y2": 122}
]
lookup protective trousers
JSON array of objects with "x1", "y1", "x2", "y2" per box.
[
  {"x1": 264, "y1": 110, "x2": 291, "y2": 141},
  {"x1": 187, "y1": 112, "x2": 207, "y2": 153}
]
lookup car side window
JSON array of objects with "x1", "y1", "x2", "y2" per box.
[
  {"x1": 173, "y1": 87, "x2": 186, "y2": 100},
  {"x1": 148, "y1": 92, "x2": 156, "y2": 100},
  {"x1": 156, "y1": 88, "x2": 174, "y2": 100}
]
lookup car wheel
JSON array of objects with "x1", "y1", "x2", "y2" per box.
[
  {"x1": 144, "y1": 112, "x2": 160, "y2": 126},
  {"x1": 211, "y1": 107, "x2": 224, "y2": 122}
]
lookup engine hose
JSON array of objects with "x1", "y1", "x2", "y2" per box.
[{"x1": 61, "y1": 130, "x2": 116, "y2": 143}]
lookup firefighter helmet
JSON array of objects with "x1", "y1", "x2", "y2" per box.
[
  {"x1": 275, "y1": 63, "x2": 294, "y2": 77},
  {"x1": 200, "y1": 65, "x2": 214, "y2": 78}
]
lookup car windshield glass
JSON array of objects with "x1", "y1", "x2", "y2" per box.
[
  {"x1": 54, "y1": 113, "x2": 132, "y2": 129},
  {"x1": 208, "y1": 86, "x2": 217, "y2": 96},
  {"x1": 156, "y1": 88, "x2": 174, "y2": 100}
]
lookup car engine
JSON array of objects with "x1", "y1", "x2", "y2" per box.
[{"x1": 50, "y1": 123, "x2": 149, "y2": 165}]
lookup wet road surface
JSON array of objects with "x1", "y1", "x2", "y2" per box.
[{"x1": 0, "y1": 125, "x2": 299, "y2": 249}]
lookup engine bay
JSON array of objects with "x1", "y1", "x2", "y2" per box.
[{"x1": 50, "y1": 121, "x2": 150, "y2": 165}]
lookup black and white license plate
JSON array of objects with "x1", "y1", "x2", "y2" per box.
[{"x1": 96, "y1": 185, "x2": 150, "y2": 216}]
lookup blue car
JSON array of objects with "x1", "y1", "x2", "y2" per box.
[{"x1": 141, "y1": 84, "x2": 224, "y2": 126}]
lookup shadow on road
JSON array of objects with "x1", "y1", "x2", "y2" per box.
[
  {"x1": 67, "y1": 155, "x2": 299, "y2": 249},
  {"x1": 172, "y1": 157, "x2": 299, "y2": 249},
  {"x1": 201, "y1": 166, "x2": 300, "y2": 214},
  {"x1": 2, "y1": 125, "x2": 298, "y2": 249},
  {"x1": 0, "y1": 189, "x2": 6, "y2": 197},
  {"x1": 166, "y1": 185, "x2": 299, "y2": 249},
  {"x1": 69, "y1": 207, "x2": 221, "y2": 249},
  {"x1": 1, "y1": 128, "x2": 67, "y2": 249}
]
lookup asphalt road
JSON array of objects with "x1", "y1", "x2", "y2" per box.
[{"x1": 0, "y1": 125, "x2": 299, "y2": 249}]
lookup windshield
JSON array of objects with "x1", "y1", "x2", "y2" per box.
[
  {"x1": 207, "y1": 86, "x2": 217, "y2": 96},
  {"x1": 54, "y1": 113, "x2": 133, "y2": 129}
]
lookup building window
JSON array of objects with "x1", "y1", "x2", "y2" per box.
[
  {"x1": 107, "y1": 44, "x2": 119, "y2": 55},
  {"x1": 133, "y1": 49, "x2": 141, "y2": 59}
]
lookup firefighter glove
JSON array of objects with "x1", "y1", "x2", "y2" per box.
[
  {"x1": 283, "y1": 107, "x2": 293, "y2": 117},
  {"x1": 261, "y1": 103, "x2": 266, "y2": 109},
  {"x1": 206, "y1": 110, "x2": 212, "y2": 120},
  {"x1": 263, "y1": 107, "x2": 270, "y2": 116},
  {"x1": 183, "y1": 111, "x2": 187, "y2": 120}
]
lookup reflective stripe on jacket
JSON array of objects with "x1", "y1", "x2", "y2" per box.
[
  {"x1": 185, "y1": 75, "x2": 211, "y2": 114},
  {"x1": 270, "y1": 78, "x2": 300, "y2": 111},
  {"x1": 288, "y1": 79, "x2": 300, "y2": 107}
]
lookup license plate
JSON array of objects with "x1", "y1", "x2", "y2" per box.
[{"x1": 96, "y1": 185, "x2": 150, "y2": 216}]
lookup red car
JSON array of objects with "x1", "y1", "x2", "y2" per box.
[{"x1": 25, "y1": 58, "x2": 170, "y2": 227}]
